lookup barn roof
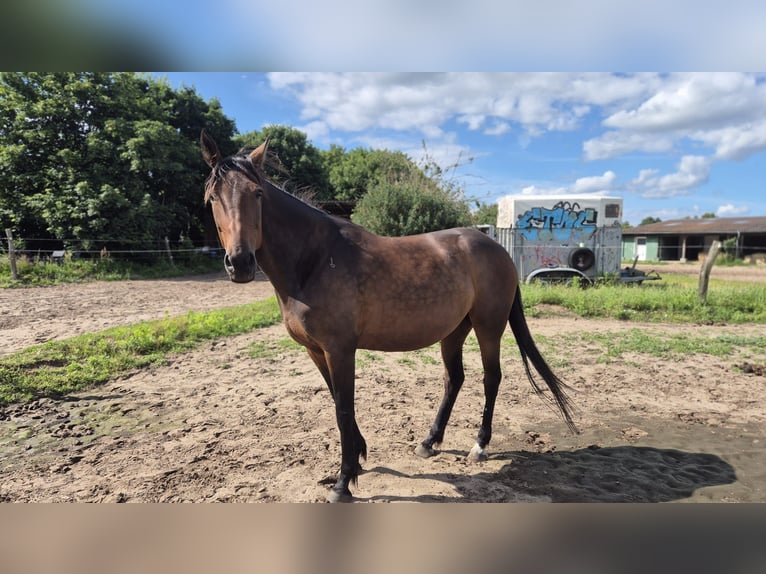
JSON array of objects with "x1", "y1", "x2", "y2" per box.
[{"x1": 623, "y1": 216, "x2": 766, "y2": 236}]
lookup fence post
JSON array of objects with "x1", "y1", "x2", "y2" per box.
[
  {"x1": 5, "y1": 228, "x2": 18, "y2": 280},
  {"x1": 698, "y1": 240, "x2": 722, "y2": 302},
  {"x1": 164, "y1": 236, "x2": 174, "y2": 266}
]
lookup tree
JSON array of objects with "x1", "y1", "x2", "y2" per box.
[
  {"x1": 472, "y1": 202, "x2": 498, "y2": 226},
  {"x1": 234, "y1": 125, "x2": 330, "y2": 199},
  {"x1": 0, "y1": 72, "x2": 236, "y2": 252},
  {"x1": 323, "y1": 146, "x2": 417, "y2": 202},
  {"x1": 639, "y1": 216, "x2": 662, "y2": 226}
]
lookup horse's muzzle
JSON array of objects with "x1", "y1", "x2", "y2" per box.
[{"x1": 224, "y1": 250, "x2": 257, "y2": 283}]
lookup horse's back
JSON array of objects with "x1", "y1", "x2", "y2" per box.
[
  {"x1": 341, "y1": 226, "x2": 516, "y2": 350},
  {"x1": 350, "y1": 225, "x2": 518, "y2": 295}
]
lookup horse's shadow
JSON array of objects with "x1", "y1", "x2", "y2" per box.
[{"x1": 360, "y1": 445, "x2": 737, "y2": 503}]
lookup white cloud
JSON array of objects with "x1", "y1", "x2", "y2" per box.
[
  {"x1": 633, "y1": 168, "x2": 659, "y2": 186},
  {"x1": 692, "y1": 119, "x2": 766, "y2": 161},
  {"x1": 267, "y1": 73, "x2": 765, "y2": 209},
  {"x1": 457, "y1": 114, "x2": 485, "y2": 131},
  {"x1": 583, "y1": 131, "x2": 676, "y2": 160},
  {"x1": 571, "y1": 170, "x2": 617, "y2": 193},
  {"x1": 630, "y1": 155, "x2": 711, "y2": 198},
  {"x1": 270, "y1": 73, "x2": 766, "y2": 166},
  {"x1": 584, "y1": 73, "x2": 766, "y2": 163},
  {"x1": 267, "y1": 72, "x2": 657, "y2": 140},
  {"x1": 604, "y1": 73, "x2": 766, "y2": 132},
  {"x1": 716, "y1": 203, "x2": 750, "y2": 217},
  {"x1": 516, "y1": 170, "x2": 618, "y2": 196},
  {"x1": 483, "y1": 121, "x2": 511, "y2": 136}
]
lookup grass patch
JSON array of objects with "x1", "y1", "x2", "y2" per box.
[
  {"x1": 522, "y1": 276, "x2": 766, "y2": 323},
  {"x1": 0, "y1": 297, "x2": 282, "y2": 406},
  {"x1": 247, "y1": 337, "x2": 304, "y2": 359},
  {"x1": 550, "y1": 329, "x2": 766, "y2": 363},
  {"x1": 0, "y1": 255, "x2": 222, "y2": 287},
  {"x1": 397, "y1": 356, "x2": 416, "y2": 368}
]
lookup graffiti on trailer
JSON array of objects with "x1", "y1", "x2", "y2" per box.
[{"x1": 516, "y1": 201, "x2": 598, "y2": 241}]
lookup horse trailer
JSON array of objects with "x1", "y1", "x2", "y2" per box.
[{"x1": 495, "y1": 195, "x2": 659, "y2": 285}]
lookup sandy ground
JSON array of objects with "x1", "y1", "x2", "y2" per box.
[{"x1": 1, "y1": 268, "x2": 765, "y2": 502}]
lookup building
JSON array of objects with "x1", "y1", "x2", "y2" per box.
[{"x1": 622, "y1": 216, "x2": 766, "y2": 262}]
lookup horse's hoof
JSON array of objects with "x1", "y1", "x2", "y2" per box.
[
  {"x1": 415, "y1": 444, "x2": 437, "y2": 458},
  {"x1": 467, "y1": 443, "x2": 488, "y2": 462},
  {"x1": 326, "y1": 489, "x2": 354, "y2": 503}
]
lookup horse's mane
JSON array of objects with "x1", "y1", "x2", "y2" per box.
[{"x1": 205, "y1": 147, "x2": 324, "y2": 213}]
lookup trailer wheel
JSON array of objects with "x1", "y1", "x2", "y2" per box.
[
  {"x1": 569, "y1": 248, "x2": 595, "y2": 272},
  {"x1": 525, "y1": 268, "x2": 593, "y2": 288}
]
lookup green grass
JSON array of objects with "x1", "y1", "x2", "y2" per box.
[
  {"x1": 247, "y1": 337, "x2": 304, "y2": 359},
  {"x1": 565, "y1": 329, "x2": 766, "y2": 363},
  {"x1": 522, "y1": 275, "x2": 766, "y2": 323},
  {"x1": 0, "y1": 255, "x2": 222, "y2": 287},
  {"x1": 0, "y1": 297, "x2": 282, "y2": 406}
]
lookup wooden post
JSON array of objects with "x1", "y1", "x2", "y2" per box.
[
  {"x1": 164, "y1": 236, "x2": 174, "y2": 266},
  {"x1": 5, "y1": 228, "x2": 18, "y2": 280},
  {"x1": 698, "y1": 240, "x2": 722, "y2": 302}
]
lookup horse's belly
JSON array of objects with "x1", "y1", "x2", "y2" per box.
[{"x1": 357, "y1": 303, "x2": 468, "y2": 352}]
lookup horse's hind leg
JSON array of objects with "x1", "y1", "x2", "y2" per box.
[
  {"x1": 415, "y1": 317, "x2": 472, "y2": 458},
  {"x1": 468, "y1": 327, "x2": 503, "y2": 463}
]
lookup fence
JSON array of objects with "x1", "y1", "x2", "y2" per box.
[{"x1": 2, "y1": 229, "x2": 223, "y2": 270}]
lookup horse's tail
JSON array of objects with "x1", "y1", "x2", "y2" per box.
[{"x1": 509, "y1": 285, "x2": 579, "y2": 433}]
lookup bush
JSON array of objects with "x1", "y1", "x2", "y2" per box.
[{"x1": 352, "y1": 178, "x2": 471, "y2": 236}]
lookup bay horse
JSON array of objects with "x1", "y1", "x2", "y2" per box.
[{"x1": 200, "y1": 131, "x2": 577, "y2": 502}]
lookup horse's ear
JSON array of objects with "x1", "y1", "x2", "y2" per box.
[
  {"x1": 249, "y1": 138, "x2": 270, "y2": 169},
  {"x1": 200, "y1": 129, "x2": 221, "y2": 168}
]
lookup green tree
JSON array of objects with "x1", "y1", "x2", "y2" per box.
[
  {"x1": 0, "y1": 72, "x2": 235, "y2": 252},
  {"x1": 234, "y1": 125, "x2": 330, "y2": 199},
  {"x1": 472, "y1": 202, "x2": 498, "y2": 226},
  {"x1": 323, "y1": 146, "x2": 417, "y2": 202},
  {"x1": 639, "y1": 216, "x2": 662, "y2": 226}
]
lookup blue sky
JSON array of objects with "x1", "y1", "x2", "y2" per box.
[{"x1": 155, "y1": 72, "x2": 766, "y2": 226}]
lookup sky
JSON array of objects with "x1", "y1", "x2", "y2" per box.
[{"x1": 155, "y1": 73, "x2": 766, "y2": 226}]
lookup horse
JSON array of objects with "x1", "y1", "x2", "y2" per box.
[{"x1": 200, "y1": 131, "x2": 577, "y2": 502}]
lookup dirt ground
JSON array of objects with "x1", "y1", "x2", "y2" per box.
[
  {"x1": 636, "y1": 260, "x2": 766, "y2": 283},
  {"x1": 1, "y1": 266, "x2": 765, "y2": 502}
]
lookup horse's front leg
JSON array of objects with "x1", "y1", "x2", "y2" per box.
[
  {"x1": 324, "y1": 348, "x2": 362, "y2": 503},
  {"x1": 306, "y1": 347, "x2": 367, "y2": 472}
]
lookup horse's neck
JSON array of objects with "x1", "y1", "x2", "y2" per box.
[{"x1": 257, "y1": 185, "x2": 338, "y2": 295}]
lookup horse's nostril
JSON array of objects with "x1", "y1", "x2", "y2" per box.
[{"x1": 224, "y1": 250, "x2": 255, "y2": 278}]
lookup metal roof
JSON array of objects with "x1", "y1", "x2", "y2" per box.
[{"x1": 623, "y1": 216, "x2": 766, "y2": 236}]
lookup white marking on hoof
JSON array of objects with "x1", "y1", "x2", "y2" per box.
[
  {"x1": 467, "y1": 443, "x2": 488, "y2": 462},
  {"x1": 415, "y1": 444, "x2": 437, "y2": 458}
]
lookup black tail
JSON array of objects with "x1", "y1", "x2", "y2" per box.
[{"x1": 509, "y1": 285, "x2": 579, "y2": 433}]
